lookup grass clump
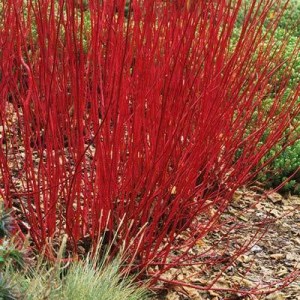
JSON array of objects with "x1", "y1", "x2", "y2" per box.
[
  {"x1": 1, "y1": 247, "x2": 149, "y2": 300},
  {"x1": 15, "y1": 255, "x2": 149, "y2": 300},
  {"x1": 0, "y1": 211, "x2": 149, "y2": 300}
]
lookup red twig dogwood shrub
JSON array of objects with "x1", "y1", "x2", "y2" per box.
[{"x1": 0, "y1": 0, "x2": 299, "y2": 294}]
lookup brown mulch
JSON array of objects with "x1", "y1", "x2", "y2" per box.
[{"x1": 153, "y1": 189, "x2": 300, "y2": 300}]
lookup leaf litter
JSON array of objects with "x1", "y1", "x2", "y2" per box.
[{"x1": 154, "y1": 189, "x2": 300, "y2": 300}]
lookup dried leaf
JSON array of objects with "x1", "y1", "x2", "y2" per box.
[
  {"x1": 265, "y1": 292, "x2": 285, "y2": 300},
  {"x1": 286, "y1": 252, "x2": 299, "y2": 261},
  {"x1": 165, "y1": 291, "x2": 181, "y2": 300},
  {"x1": 181, "y1": 286, "x2": 204, "y2": 300},
  {"x1": 196, "y1": 239, "x2": 207, "y2": 248},
  {"x1": 270, "y1": 253, "x2": 285, "y2": 260},
  {"x1": 292, "y1": 237, "x2": 300, "y2": 246},
  {"x1": 237, "y1": 255, "x2": 252, "y2": 263},
  {"x1": 269, "y1": 209, "x2": 281, "y2": 218},
  {"x1": 232, "y1": 276, "x2": 255, "y2": 288},
  {"x1": 267, "y1": 192, "x2": 283, "y2": 204},
  {"x1": 276, "y1": 266, "x2": 289, "y2": 277},
  {"x1": 232, "y1": 190, "x2": 243, "y2": 202}
]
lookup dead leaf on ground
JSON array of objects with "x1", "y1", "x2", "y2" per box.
[
  {"x1": 270, "y1": 253, "x2": 285, "y2": 260},
  {"x1": 165, "y1": 291, "x2": 180, "y2": 300},
  {"x1": 286, "y1": 252, "x2": 299, "y2": 261},
  {"x1": 265, "y1": 292, "x2": 285, "y2": 300},
  {"x1": 269, "y1": 209, "x2": 281, "y2": 218},
  {"x1": 267, "y1": 192, "x2": 283, "y2": 204}
]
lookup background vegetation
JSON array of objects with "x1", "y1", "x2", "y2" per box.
[{"x1": 257, "y1": 0, "x2": 300, "y2": 194}]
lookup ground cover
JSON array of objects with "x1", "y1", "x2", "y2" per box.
[{"x1": 155, "y1": 189, "x2": 300, "y2": 299}]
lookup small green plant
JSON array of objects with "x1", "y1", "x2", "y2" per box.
[
  {"x1": 233, "y1": 0, "x2": 300, "y2": 193},
  {"x1": 0, "y1": 179, "x2": 147, "y2": 300},
  {"x1": 14, "y1": 256, "x2": 149, "y2": 300},
  {"x1": 0, "y1": 210, "x2": 15, "y2": 240},
  {"x1": 259, "y1": 140, "x2": 300, "y2": 194},
  {"x1": 258, "y1": 0, "x2": 300, "y2": 194},
  {"x1": 0, "y1": 209, "x2": 24, "y2": 300},
  {"x1": 1, "y1": 234, "x2": 149, "y2": 300},
  {"x1": 0, "y1": 206, "x2": 25, "y2": 269},
  {"x1": 0, "y1": 275, "x2": 19, "y2": 300},
  {"x1": 277, "y1": 0, "x2": 300, "y2": 36},
  {"x1": 0, "y1": 243, "x2": 25, "y2": 270}
]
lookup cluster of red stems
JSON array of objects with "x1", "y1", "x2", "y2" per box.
[{"x1": 0, "y1": 0, "x2": 299, "y2": 295}]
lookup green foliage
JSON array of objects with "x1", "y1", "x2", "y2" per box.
[
  {"x1": 234, "y1": 1, "x2": 300, "y2": 193},
  {"x1": 0, "y1": 210, "x2": 24, "y2": 300},
  {"x1": 0, "y1": 208, "x2": 25, "y2": 271},
  {"x1": 277, "y1": 0, "x2": 300, "y2": 37},
  {"x1": 0, "y1": 245, "x2": 25, "y2": 270},
  {"x1": 0, "y1": 250, "x2": 150, "y2": 300},
  {"x1": 0, "y1": 275, "x2": 19, "y2": 300},
  {"x1": 260, "y1": 0, "x2": 300, "y2": 194},
  {"x1": 260, "y1": 140, "x2": 300, "y2": 194},
  {"x1": 12, "y1": 255, "x2": 149, "y2": 300},
  {"x1": 0, "y1": 211, "x2": 149, "y2": 300},
  {"x1": 0, "y1": 210, "x2": 15, "y2": 240}
]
